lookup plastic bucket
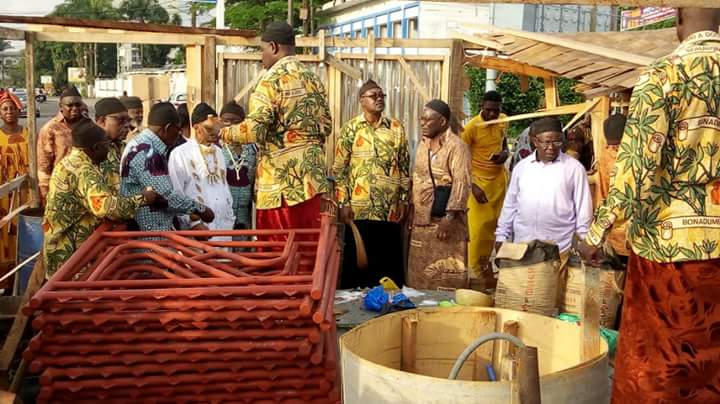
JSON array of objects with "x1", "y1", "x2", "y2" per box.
[{"x1": 15, "y1": 207, "x2": 43, "y2": 295}]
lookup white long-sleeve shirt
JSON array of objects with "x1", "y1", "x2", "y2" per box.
[
  {"x1": 495, "y1": 151, "x2": 593, "y2": 253},
  {"x1": 168, "y1": 139, "x2": 235, "y2": 233}
]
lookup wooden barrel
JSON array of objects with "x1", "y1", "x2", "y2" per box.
[{"x1": 340, "y1": 307, "x2": 610, "y2": 403}]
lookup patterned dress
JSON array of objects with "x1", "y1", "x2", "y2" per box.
[
  {"x1": 120, "y1": 129, "x2": 204, "y2": 231},
  {"x1": 408, "y1": 129, "x2": 471, "y2": 290},
  {"x1": 37, "y1": 112, "x2": 73, "y2": 201},
  {"x1": 221, "y1": 55, "x2": 332, "y2": 211},
  {"x1": 43, "y1": 149, "x2": 144, "y2": 278},
  {"x1": 222, "y1": 143, "x2": 257, "y2": 228},
  {"x1": 99, "y1": 140, "x2": 123, "y2": 189},
  {"x1": 0, "y1": 127, "x2": 29, "y2": 268},
  {"x1": 585, "y1": 31, "x2": 720, "y2": 403}
]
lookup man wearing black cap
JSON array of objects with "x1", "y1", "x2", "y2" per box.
[
  {"x1": 407, "y1": 100, "x2": 472, "y2": 290},
  {"x1": 219, "y1": 101, "x2": 257, "y2": 232},
  {"x1": 43, "y1": 118, "x2": 158, "y2": 278},
  {"x1": 119, "y1": 95, "x2": 144, "y2": 141},
  {"x1": 37, "y1": 86, "x2": 84, "y2": 204},
  {"x1": 332, "y1": 79, "x2": 410, "y2": 288},
  {"x1": 168, "y1": 102, "x2": 235, "y2": 235},
  {"x1": 495, "y1": 117, "x2": 592, "y2": 264},
  {"x1": 222, "y1": 22, "x2": 331, "y2": 236},
  {"x1": 95, "y1": 97, "x2": 131, "y2": 188},
  {"x1": 120, "y1": 102, "x2": 214, "y2": 232}
]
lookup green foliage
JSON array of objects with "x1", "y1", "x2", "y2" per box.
[
  {"x1": 0, "y1": 56, "x2": 26, "y2": 88},
  {"x1": 465, "y1": 67, "x2": 583, "y2": 138},
  {"x1": 226, "y1": 1, "x2": 301, "y2": 31},
  {"x1": 119, "y1": 0, "x2": 173, "y2": 67}
]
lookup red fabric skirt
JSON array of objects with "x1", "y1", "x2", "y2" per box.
[
  {"x1": 612, "y1": 253, "x2": 720, "y2": 403},
  {"x1": 256, "y1": 195, "x2": 322, "y2": 242}
]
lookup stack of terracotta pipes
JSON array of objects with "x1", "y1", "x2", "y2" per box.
[{"x1": 23, "y1": 215, "x2": 341, "y2": 403}]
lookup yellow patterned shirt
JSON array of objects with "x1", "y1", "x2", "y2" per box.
[
  {"x1": 332, "y1": 114, "x2": 410, "y2": 222},
  {"x1": 586, "y1": 31, "x2": 720, "y2": 263},
  {"x1": 43, "y1": 149, "x2": 144, "y2": 278},
  {"x1": 221, "y1": 56, "x2": 332, "y2": 209}
]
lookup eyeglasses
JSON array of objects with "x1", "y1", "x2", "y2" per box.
[
  {"x1": 107, "y1": 115, "x2": 131, "y2": 125},
  {"x1": 62, "y1": 102, "x2": 83, "y2": 108},
  {"x1": 362, "y1": 93, "x2": 386, "y2": 101},
  {"x1": 536, "y1": 140, "x2": 564, "y2": 148}
]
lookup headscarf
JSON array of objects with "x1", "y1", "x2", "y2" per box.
[{"x1": 0, "y1": 90, "x2": 21, "y2": 110}]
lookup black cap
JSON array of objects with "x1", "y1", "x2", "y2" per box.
[
  {"x1": 425, "y1": 99, "x2": 451, "y2": 121},
  {"x1": 220, "y1": 101, "x2": 245, "y2": 119},
  {"x1": 72, "y1": 118, "x2": 107, "y2": 148},
  {"x1": 261, "y1": 22, "x2": 295, "y2": 46},
  {"x1": 94, "y1": 97, "x2": 127, "y2": 119},
  {"x1": 530, "y1": 117, "x2": 563, "y2": 136},
  {"x1": 148, "y1": 102, "x2": 180, "y2": 127},
  {"x1": 119, "y1": 96, "x2": 143, "y2": 110},
  {"x1": 61, "y1": 86, "x2": 81, "y2": 99},
  {"x1": 358, "y1": 80, "x2": 382, "y2": 98},
  {"x1": 191, "y1": 102, "x2": 218, "y2": 126}
]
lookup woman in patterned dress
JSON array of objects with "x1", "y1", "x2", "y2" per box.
[{"x1": 0, "y1": 90, "x2": 30, "y2": 281}]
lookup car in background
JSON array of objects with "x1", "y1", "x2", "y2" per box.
[
  {"x1": 169, "y1": 93, "x2": 187, "y2": 108},
  {"x1": 35, "y1": 89, "x2": 47, "y2": 103},
  {"x1": 15, "y1": 91, "x2": 40, "y2": 118}
]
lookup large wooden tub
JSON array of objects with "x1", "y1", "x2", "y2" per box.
[{"x1": 340, "y1": 307, "x2": 609, "y2": 403}]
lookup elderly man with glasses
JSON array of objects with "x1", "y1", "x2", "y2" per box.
[
  {"x1": 495, "y1": 117, "x2": 593, "y2": 265},
  {"x1": 37, "y1": 86, "x2": 85, "y2": 204},
  {"x1": 332, "y1": 79, "x2": 410, "y2": 289},
  {"x1": 94, "y1": 97, "x2": 132, "y2": 189}
]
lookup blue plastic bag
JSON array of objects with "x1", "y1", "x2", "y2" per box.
[{"x1": 363, "y1": 285, "x2": 389, "y2": 312}]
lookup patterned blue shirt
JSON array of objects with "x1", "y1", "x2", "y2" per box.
[
  {"x1": 120, "y1": 129, "x2": 203, "y2": 231},
  {"x1": 222, "y1": 143, "x2": 257, "y2": 227}
]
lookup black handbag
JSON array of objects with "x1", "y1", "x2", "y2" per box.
[{"x1": 428, "y1": 149, "x2": 452, "y2": 218}]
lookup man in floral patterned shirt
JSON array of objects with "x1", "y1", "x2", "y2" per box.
[
  {"x1": 333, "y1": 80, "x2": 410, "y2": 288},
  {"x1": 579, "y1": 8, "x2": 720, "y2": 402},
  {"x1": 221, "y1": 22, "x2": 331, "y2": 236},
  {"x1": 43, "y1": 119, "x2": 158, "y2": 278}
]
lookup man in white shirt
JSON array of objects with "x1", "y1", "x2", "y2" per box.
[
  {"x1": 169, "y1": 103, "x2": 235, "y2": 234},
  {"x1": 495, "y1": 117, "x2": 593, "y2": 259}
]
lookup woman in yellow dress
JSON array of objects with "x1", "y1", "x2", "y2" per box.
[{"x1": 0, "y1": 90, "x2": 30, "y2": 275}]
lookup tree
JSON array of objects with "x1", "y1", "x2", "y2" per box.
[
  {"x1": 465, "y1": 67, "x2": 583, "y2": 138},
  {"x1": 119, "y1": 0, "x2": 173, "y2": 67},
  {"x1": 225, "y1": 0, "x2": 304, "y2": 31}
]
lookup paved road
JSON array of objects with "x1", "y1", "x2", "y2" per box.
[{"x1": 20, "y1": 97, "x2": 98, "y2": 130}]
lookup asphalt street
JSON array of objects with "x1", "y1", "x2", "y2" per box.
[{"x1": 20, "y1": 97, "x2": 98, "y2": 130}]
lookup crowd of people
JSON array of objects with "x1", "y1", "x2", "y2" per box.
[{"x1": 1, "y1": 7, "x2": 720, "y2": 401}]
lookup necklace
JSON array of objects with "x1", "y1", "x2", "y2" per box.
[
  {"x1": 223, "y1": 144, "x2": 247, "y2": 181},
  {"x1": 198, "y1": 144, "x2": 223, "y2": 184}
]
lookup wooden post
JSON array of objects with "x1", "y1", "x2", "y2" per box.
[
  {"x1": 543, "y1": 77, "x2": 558, "y2": 110},
  {"x1": 185, "y1": 44, "x2": 203, "y2": 114},
  {"x1": 202, "y1": 36, "x2": 217, "y2": 106},
  {"x1": 446, "y1": 39, "x2": 466, "y2": 121},
  {"x1": 401, "y1": 316, "x2": 418, "y2": 373},
  {"x1": 583, "y1": 264, "x2": 601, "y2": 361},
  {"x1": 217, "y1": 52, "x2": 225, "y2": 107},
  {"x1": 590, "y1": 95, "x2": 611, "y2": 205},
  {"x1": 367, "y1": 30, "x2": 375, "y2": 78},
  {"x1": 24, "y1": 32, "x2": 39, "y2": 208},
  {"x1": 518, "y1": 346, "x2": 542, "y2": 404}
]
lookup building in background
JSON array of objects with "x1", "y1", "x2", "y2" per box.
[
  {"x1": 117, "y1": 43, "x2": 143, "y2": 74},
  {"x1": 0, "y1": 49, "x2": 22, "y2": 82}
]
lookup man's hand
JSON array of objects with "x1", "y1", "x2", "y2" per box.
[
  {"x1": 197, "y1": 206, "x2": 215, "y2": 223},
  {"x1": 577, "y1": 240, "x2": 603, "y2": 265},
  {"x1": 141, "y1": 188, "x2": 159, "y2": 206},
  {"x1": 490, "y1": 151, "x2": 510, "y2": 165},
  {"x1": 437, "y1": 216, "x2": 453, "y2": 241},
  {"x1": 339, "y1": 206, "x2": 354, "y2": 224},
  {"x1": 472, "y1": 184, "x2": 489, "y2": 204},
  {"x1": 396, "y1": 203, "x2": 408, "y2": 223}
]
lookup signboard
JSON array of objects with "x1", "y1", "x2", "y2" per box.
[
  {"x1": 40, "y1": 75, "x2": 53, "y2": 85},
  {"x1": 67, "y1": 67, "x2": 86, "y2": 84},
  {"x1": 621, "y1": 7, "x2": 676, "y2": 31}
]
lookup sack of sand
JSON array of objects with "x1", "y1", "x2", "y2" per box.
[
  {"x1": 563, "y1": 253, "x2": 625, "y2": 329},
  {"x1": 494, "y1": 240, "x2": 563, "y2": 316}
]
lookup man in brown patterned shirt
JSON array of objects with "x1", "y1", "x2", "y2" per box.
[{"x1": 37, "y1": 86, "x2": 84, "y2": 203}]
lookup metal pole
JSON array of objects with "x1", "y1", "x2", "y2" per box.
[{"x1": 288, "y1": 0, "x2": 293, "y2": 25}]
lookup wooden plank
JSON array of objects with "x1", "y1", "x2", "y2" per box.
[
  {"x1": 452, "y1": 31, "x2": 505, "y2": 51},
  {"x1": 401, "y1": 316, "x2": 418, "y2": 373},
  {"x1": 519, "y1": 75, "x2": 529, "y2": 93},
  {"x1": 185, "y1": 45, "x2": 203, "y2": 116},
  {"x1": 318, "y1": 29, "x2": 326, "y2": 62},
  {"x1": 233, "y1": 71, "x2": 265, "y2": 104},
  {"x1": 337, "y1": 54, "x2": 446, "y2": 62},
  {"x1": 563, "y1": 98, "x2": 601, "y2": 131},
  {"x1": 478, "y1": 101, "x2": 593, "y2": 127},
  {"x1": 461, "y1": 22, "x2": 656, "y2": 66},
  {"x1": 591, "y1": 95, "x2": 612, "y2": 182},
  {"x1": 201, "y1": 36, "x2": 217, "y2": 106},
  {"x1": 0, "y1": 15, "x2": 255, "y2": 37},
  {"x1": 0, "y1": 176, "x2": 26, "y2": 201},
  {"x1": 465, "y1": 55, "x2": 557, "y2": 80},
  {"x1": 324, "y1": 37, "x2": 453, "y2": 49},
  {"x1": 447, "y1": 40, "x2": 467, "y2": 121},
  {"x1": 217, "y1": 53, "x2": 225, "y2": 107},
  {"x1": 33, "y1": 30, "x2": 206, "y2": 46},
  {"x1": 325, "y1": 54, "x2": 362, "y2": 81},
  {"x1": 398, "y1": 57, "x2": 431, "y2": 102},
  {"x1": 24, "y1": 33, "x2": 39, "y2": 208},
  {"x1": 582, "y1": 264, "x2": 601, "y2": 361},
  {"x1": 0, "y1": 28, "x2": 24, "y2": 41},
  {"x1": 0, "y1": 204, "x2": 30, "y2": 230},
  {"x1": 222, "y1": 53, "x2": 320, "y2": 62},
  {"x1": 0, "y1": 258, "x2": 44, "y2": 379},
  {"x1": 367, "y1": 30, "x2": 375, "y2": 65},
  {"x1": 544, "y1": 77, "x2": 558, "y2": 109}
]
